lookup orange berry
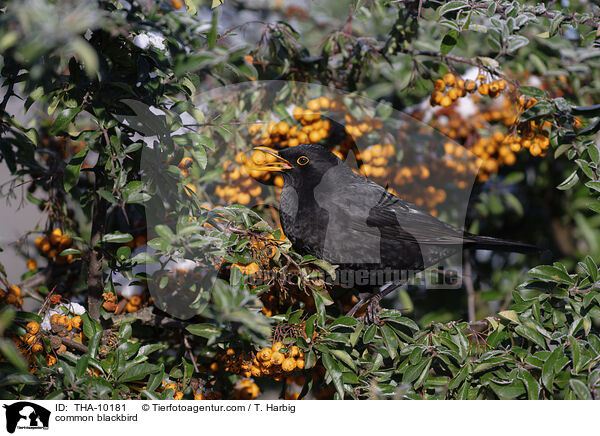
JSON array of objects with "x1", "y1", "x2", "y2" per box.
[
  {"x1": 443, "y1": 73, "x2": 455, "y2": 86},
  {"x1": 307, "y1": 99, "x2": 320, "y2": 111},
  {"x1": 49, "y1": 228, "x2": 62, "y2": 245},
  {"x1": 282, "y1": 358, "x2": 296, "y2": 372},
  {"x1": 271, "y1": 351, "x2": 285, "y2": 365},
  {"x1": 26, "y1": 321, "x2": 40, "y2": 335},
  {"x1": 26, "y1": 259, "x2": 37, "y2": 271},
  {"x1": 478, "y1": 83, "x2": 489, "y2": 96},
  {"x1": 465, "y1": 80, "x2": 477, "y2": 92},
  {"x1": 258, "y1": 348, "x2": 272, "y2": 361},
  {"x1": 440, "y1": 96, "x2": 452, "y2": 107},
  {"x1": 71, "y1": 316, "x2": 82, "y2": 330},
  {"x1": 9, "y1": 286, "x2": 21, "y2": 297},
  {"x1": 319, "y1": 96, "x2": 330, "y2": 109}
]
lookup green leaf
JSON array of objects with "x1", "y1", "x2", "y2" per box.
[
  {"x1": 49, "y1": 107, "x2": 82, "y2": 135},
  {"x1": 441, "y1": 30, "x2": 459, "y2": 55},
  {"x1": 438, "y1": 1, "x2": 469, "y2": 17},
  {"x1": 381, "y1": 325, "x2": 399, "y2": 360},
  {"x1": 515, "y1": 324, "x2": 547, "y2": 348},
  {"x1": 528, "y1": 265, "x2": 574, "y2": 284},
  {"x1": 542, "y1": 347, "x2": 561, "y2": 391},
  {"x1": 101, "y1": 232, "x2": 133, "y2": 244},
  {"x1": 186, "y1": 323, "x2": 222, "y2": 340},
  {"x1": 330, "y1": 349, "x2": 357, "y2": 372},
  {"x1": 0, "y1": 339, "x2": 29, "y2": 371},
  {"x1": 330, "y1": 316, "x2": 358, "y2": 329},
  {"x1": 517, "y1": 369, "x2": 540, "y2": 400},
  {"x1": 312, "y1": 289, "x2": 326, "y2": 325},
  {"x1": 321, "y1": 353, "x2": 344, "y2": 398},
  {"x1": 497, "y1": 310, "x2": 520, "y2": 324},
  {"x1": 363, "y1": 324, "x2": 377, "y2": 344},
  {"x1": 118, "y1": 363, "x2": 159, "y2": 383},
  {"x1": 64, "y1": 148, "x2": 88, "y2": 192},
  {"x1": 569, "y1": 379, "x2": 591, "y2": 400},
  {"x1": 448, "y1": 364, "x2": 469, "y2": 390},
  {"x1": 557, "y1": 170, "x2": 579, "y2": 191},
  {"x1": 305, "y1": 314, "x2": 317, "y2": 341}
]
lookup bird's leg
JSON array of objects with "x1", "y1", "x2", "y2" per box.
[
  {"x1": 346, "y1": 295, "x2": 370, "y2": 317},
  {"x1": 364, "y1": 280, "x2": 405, "y2": 324}
]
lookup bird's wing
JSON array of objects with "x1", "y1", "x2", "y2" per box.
[{"x1": 329, "y1": 174, "x2": 470, "y2": 246}]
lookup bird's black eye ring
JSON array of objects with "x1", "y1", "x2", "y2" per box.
[{"x1": 297, "y1": 156, "x2": 310, "y2": 166}]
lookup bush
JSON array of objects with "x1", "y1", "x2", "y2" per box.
[{"x1": 1, "y1": 0, "x2": 599, "y2": 400}]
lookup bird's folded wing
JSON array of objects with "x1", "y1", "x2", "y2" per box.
[{"x1": 333, "y1": 179, "x2": 471, "y2": 246}]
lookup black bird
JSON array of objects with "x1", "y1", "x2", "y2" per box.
[{"x1": 253, "y1": 144, "x2": 537, "y2": 322}]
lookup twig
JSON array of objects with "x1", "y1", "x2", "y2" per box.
[
  {"x1": 49, "y1": 334, "x2": 88, "y2": 353},
  {"x1": 110, "y1": 306, "x2": 190, "y2": 329}
]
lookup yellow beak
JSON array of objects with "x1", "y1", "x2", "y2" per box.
[{"x1": 251, "y1": 146, "x2": 293, "y2": 171}]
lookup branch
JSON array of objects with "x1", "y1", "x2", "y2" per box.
[
  {"x1": 110, "y1": 306, "x2": 191, "y2": 329},
  {"x1": 87, "y1": 171, "x2": 109, "y2": 321},
  {"x1": 49, "y1": 334, "x2": 89, "y2": 353}
]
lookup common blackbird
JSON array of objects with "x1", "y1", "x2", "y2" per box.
[{"x1": 253, "y1": 144, "x2": 537, "y2": 322}]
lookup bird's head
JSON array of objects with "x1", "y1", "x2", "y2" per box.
[{"x1": 253, "y1": 144, "x2": 342, "y2": 189}]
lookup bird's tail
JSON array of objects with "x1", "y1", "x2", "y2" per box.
[{"x1": 465, "y1": 234, "x2": 540, "y2": 254}]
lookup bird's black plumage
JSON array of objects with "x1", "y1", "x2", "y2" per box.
[{"x1": 259, "y1": 143, "x2": 537, "y2": 321}]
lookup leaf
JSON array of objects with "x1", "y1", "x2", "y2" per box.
[
  {"x1": 304, "y1": 314, "x2": 317, "y2": 341},
  {"x1": 517, "y1": 369, "x2": 540, "y2": 400},
  {"x1": 64, "y1": 148, "x2": 88, "y2": 192},
  {"x1": 381, "y1": 325, "x2": 399, "y2": 360},
  {"x1": 183, "y1": 0, "x2": 197, "y2": 14},
  {"x1": 441, "y1": 30, "x2": 459, "y2": 55},
  {"x1": 586, "y1": 181, "x2": 600, "y2": 193},
  {"x1": 186, "y1": 323, "x2": 222, "y2": 340},
  {"x1": 403, "y1": 358, "x2": 431, "y2": 384},
  {"x1": 528, "y1": 265, "x2": 574, "y2": 284},
  {"x1": 330, "y1": 316, "x2": 358, "y2": 329},
  {"x1": 448, "y1": 364, "x2": 469, "y2": 390},
  {"x1": 49, "y1": 107, "x2": 82, "y2": 135},
  {"x1": 507, "y1": 35, "x2": 529, "y2": 53},
  {"x1": 0, "y1": 339, "x2": 29, "y2": 371},
  {"x1": 519, "y1": 87, "x2": 547, "y2": 99},
  {"x1": 101, "y1": 232, "x2": 133, "y2": 244},
  {"x1": 569, "y1": 379, "x2": 591, "y2": 400},
  {"x1": 515, "y1": 324, "x2": 547, "y2": 349},
  {"x1": 438, "y1": 1, "x2": 469, "y2": 17},
  {"x1": 118, "y1": 363, "x2": 159, "y2": 382},
  {"x1": 542, "y1": 347, "x2": 561, "y2": 390},
  {"x1": 321, "y1": 353, "x2": 344, "y2": 398},
  {"x1": 363, "y1": 324, "x2": 377, "y2": 344},
  {"x1": 557, "y1": 170, "x2": 579, "y2": 190},
  {"x1": 330, "y1": 349, "x2": 357, "y2": 372},
  {"x1": 311, "y1": 289, "x2": 326, "y2": 325},
  {"x1": 497, "y1": 310, "x2": 520, "y2": 324}
]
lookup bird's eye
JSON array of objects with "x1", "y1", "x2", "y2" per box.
[{"x1": 297, "y1": 156, "x2": 310, "y2": 166}]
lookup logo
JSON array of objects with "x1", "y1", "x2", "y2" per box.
[{"x1": 3, "y1": 402, "x2": 50, "y2": 434}]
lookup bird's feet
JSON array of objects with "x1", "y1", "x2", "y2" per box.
[
  {"x1": 365, "y1": 294, "x2": 383, "y2": 325},
  {"x1": 345, "y1": 294, "x2": 383, "y2": 325}
]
